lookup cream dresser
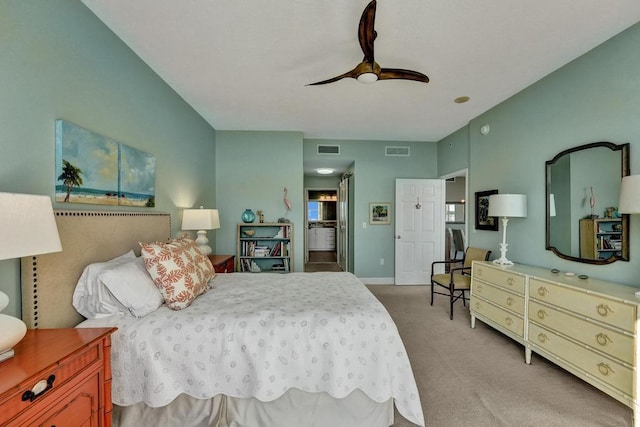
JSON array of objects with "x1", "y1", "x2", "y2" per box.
[{"x1": 470, "y1": 261, "x2": 640, "y2": 422}]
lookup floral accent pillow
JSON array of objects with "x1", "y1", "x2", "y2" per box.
[{"x1": 140, "y1": 237, "x2": 215, "y2": 310}]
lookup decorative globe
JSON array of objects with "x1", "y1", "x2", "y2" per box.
[{"x1": 241, "y1": 209, "x2": 256, "y2": 223}]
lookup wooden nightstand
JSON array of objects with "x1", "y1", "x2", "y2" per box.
[
  {"x1": 0, "y1": 327, "x2": 116, "y2": 427},
  {"x1": 209, "y1": 254, "x2": 235, "y2": 273}
]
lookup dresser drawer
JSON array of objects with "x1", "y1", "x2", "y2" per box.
[
  {"x1": 473, "y1": 281, "x2": 525, "y2": 315},
  {"x1": 471, "y1": 297, "x2": 524, "y2": 337},
  {"x1": 529, "y1": 300, "x2": 633, "y2": 364},
  {"x1": 0, "y1": 342, "x2": 102, "y2": 425},
  {"x1": 529, "y1": 323, "x2": 633, "y2": 396},
  {"x1": 472, "y1": 263, "x2": 526, "y2": 294},
  {"x1": 529, "y1": 278, "x2": 635, "y2": 332}
]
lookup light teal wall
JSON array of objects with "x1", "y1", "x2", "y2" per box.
[
  {"x1": 304, "y1": 139, "x2": 438, "y2": 279},
  {"x1": 439, "y1": 22, "x2": 640, "y2": 287},
  {"x1": 0, "y1": 0, "x2": 216, "y2": 317},
  {"x1": 438, "y1": 126, "x2": 470, "y2": 177},
  {"x1": 215, "y1": 131, "x2": 305, "y2": 272}
]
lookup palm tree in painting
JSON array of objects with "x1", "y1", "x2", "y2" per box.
[{"x1": 58, "y1": 160, "x2": 83, "y2": 202}]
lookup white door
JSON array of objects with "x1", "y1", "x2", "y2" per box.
[{"x1": 395, "y1": 179, "x2": 445, "y2": 285}]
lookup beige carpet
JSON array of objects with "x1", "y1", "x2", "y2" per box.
[{"x1": 367, "y1": 285, "x2": 633, "y2": 427}]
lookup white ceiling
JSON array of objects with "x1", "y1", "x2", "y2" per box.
[{"x1": 81, "y1": 1, "x2": 640, "y2": 146}]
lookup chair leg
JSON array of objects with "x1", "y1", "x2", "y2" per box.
[
  {"x1": 462, "y1": 290, "x2": 467, "y2": 307},
  {"x1": 430, "y1": 280, "x2": 434, "y2": 306},
  {"x1": 449, "y1": 283, "x2": 455, "y2": 320}
]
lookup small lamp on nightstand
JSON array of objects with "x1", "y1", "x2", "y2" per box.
[
  {"x1": 181, "y1": 206, "x2": 220, "y2": 256},
  {"x1": 0, "y1": 192, "x2": 62, "y2": 362}
]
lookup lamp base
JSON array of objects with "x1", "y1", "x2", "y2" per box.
[
  {"x1": 492, "y1": 242, "x2": 513, "y2": 265},
  {"x1": 0, "y1": 348, "x2": 15, "y2": 363},
  {"x1": 194, "y1": 230, "x2": 212, "y2": 256}
]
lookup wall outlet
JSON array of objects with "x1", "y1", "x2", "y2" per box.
[
  {"x1": 380, "y1": 258, "x2": 384, "y2": 265},
  {"x1": 362, "y1": 222, "x2": 367, "y2": 229}
]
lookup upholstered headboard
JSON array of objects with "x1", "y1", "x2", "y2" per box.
[{"x1": 21, "y1": 211, "x2": 171, "y2": 329}]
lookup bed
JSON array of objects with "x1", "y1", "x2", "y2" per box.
[{"x1": 21, "y1": 211, "x2": 425, "y2": 427}]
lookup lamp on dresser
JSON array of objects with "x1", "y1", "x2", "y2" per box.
[
  {"x1": 488, "y1": 193, "x2": 527, "y2": 265},
  {"x1": 0, "y1": 192, "x2": 62, "y2": 362},
  {"x1": 618, "y1": 175, "x2": 640, "y2": 214},
  {"x1": 181, "y1": 206, "x2": 220, "y2": 256}
]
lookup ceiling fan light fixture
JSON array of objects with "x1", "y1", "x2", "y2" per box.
[
  {"x1": 357, "y1": 72, "x2": 378, "y2": 83},
  {"x1": 316, "y1": 168, "x2": 334, "y2": 175}
]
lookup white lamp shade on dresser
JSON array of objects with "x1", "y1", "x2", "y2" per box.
[{"x1": 488, "y1": 194, "x2": 528, "y2": 218}]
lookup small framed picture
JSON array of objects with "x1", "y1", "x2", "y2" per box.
[
  {"x1": 475, "y1": 190, "x2": 498, "y2": 231},
  {"x1": 369, "y1": 202, "x2": 391, "y2": 225}
]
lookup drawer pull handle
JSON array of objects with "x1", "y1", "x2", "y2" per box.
[
  {"x1": 506, "y1": 297, "x2": 514, "y2": 306},
  {"x1": 537, "y1": 333, "x2": 548, "y2": 343},
  {"x1": 505, "y1": 317, "x2": 513, "y2": 326},
  {"x1": 22, "y1": 375, "x2": 55, "y2": 402},
  {"x1": 537, "y1": 287, "x2": 548, "y2": 297},
  {"x1": 537, "y1": 309, "x2": 547, "y2": 320},
  {"x1": 476, "y1": 284, "x2": 483, "y2": 292},
  {"x1": 596, "y1": 304, "x2": 614, "y2": 317},
  {"x1": 475, "y1": 302, "x2": 480, "y2": 309},
  {"x1": 477, "y1": 268, "x2": 483, "y2": 276},
  {"x1": 507, "y1": 277, "x2": 514, "y2": 286},
  {"x1": 596, "y1": 333, "x2": 612, "y2": 346},
  {"x1": 597, "y1": 362, "x2": 615, "y2": 376}
]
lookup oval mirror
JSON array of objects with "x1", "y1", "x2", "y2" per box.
[{"x1": 546, "y1": 142, "x2": 629, "y2": 264}]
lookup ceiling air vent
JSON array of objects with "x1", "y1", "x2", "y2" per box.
[
  {"x1": 385, "y1": 146, "x2": 410, "y2": 156},
  {"x1": 317, "y1": 145, "x2": 340, "y2": 155}
]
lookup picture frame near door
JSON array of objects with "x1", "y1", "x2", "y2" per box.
[
  {"x1": 475, "y1": 190, "x2": 498, "y2": 231},
  {"x1": 369, "y1": 202, "x2": 391, "y2": 225}
]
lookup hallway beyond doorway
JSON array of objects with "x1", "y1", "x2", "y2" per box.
[{"x1": 305, "y1": 251, "x2": 342, "y2": 272}]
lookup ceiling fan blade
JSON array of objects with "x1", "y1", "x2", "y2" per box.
[
  {"x1": 358, "y1": 0, "x2": 377, "y2": 63},
  {"x1": 307, "y1": 68, "x2": 359, "y2": 86},
  {"x1": 379, "y1": 68, "x2": 429, "y2": 83}
]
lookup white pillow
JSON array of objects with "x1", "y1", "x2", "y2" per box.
[
  {"x1": 72, "y1": 250, "x2": 136, "y2": 319},
  {"x1": 98, "y1": 257, "x2": 164, "y2": 317}
]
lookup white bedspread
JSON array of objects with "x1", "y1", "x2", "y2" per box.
[{"x1": 78, "y1": 272, "x2": 424, "y2": 426}]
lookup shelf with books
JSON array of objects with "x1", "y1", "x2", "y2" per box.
[{"x1": 236, "y1": 223, "x2": 293, "y2": 272}]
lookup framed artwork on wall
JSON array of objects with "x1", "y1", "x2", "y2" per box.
[
  {"x1": 55, "y1": 120, "x2": 156, "y2": 207},
  {"x1": 475, "y1": 190, "x2": 498, "y2": 231},
  {"x1": 369, "y1": 202, "x2": 391, "y2": 224}
]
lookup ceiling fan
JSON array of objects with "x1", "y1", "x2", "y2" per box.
[{"x1": 308, "y1": 0, "x2": 429, "y2": 86}]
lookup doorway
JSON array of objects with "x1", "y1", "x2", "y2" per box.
[
  {"x1": 305, "y1": 188, "x2": 342, "y2": 272},
  {"x1": 441, "y1": 169, "x2": 468, "y2": 264}
]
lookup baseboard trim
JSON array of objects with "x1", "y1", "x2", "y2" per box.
[{"x1": 359, "y1": 277, "x2": 395, "y2": 285}]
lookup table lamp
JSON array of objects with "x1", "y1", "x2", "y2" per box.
[
  {"x1": 0, "y1": 192, "x2": 62, "y2": 362},
  {"x1": 619, "y1": 175, "x2": 640, "y2": 214},
  {"x1": 488, "y1": 194, "x2": 527, "y2": 265},
  {"x1": 181, "y1": 207, "x2": 220, "y2": 255}
]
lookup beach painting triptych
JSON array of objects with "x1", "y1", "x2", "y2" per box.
[{"x1": 55, "y1": 120, "x2": 156, "y2": 207}]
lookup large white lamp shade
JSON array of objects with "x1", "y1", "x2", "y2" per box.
[
  {"x1": 0, "y1": 192, "x2": 62, "y2": 361},
  {"x1": 181, "y1": 207, "x2": 220, "y2": 256},
  {"x1": 619, "y1": 175, "x2": 640, "y2": 214},
  {"x1": 488, "y1": 194, "x2": 527, "y2": 265}
]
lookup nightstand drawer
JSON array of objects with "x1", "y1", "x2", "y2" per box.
[
  {"x1": 0, "y1": 328, "x2": 115, "y2": 427},
  {"x1": 472, "y1": 263, "x2": 526, "y2": 294},
  {"x1": 529, "y1": 278, "x2": 635, "y2": 332},
  {"x1": 11, "y1": 370, "x2": 101, "y2": 427},
  {"x1": 1, "y1": 342, "x2": 101, "y2": 424}
]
